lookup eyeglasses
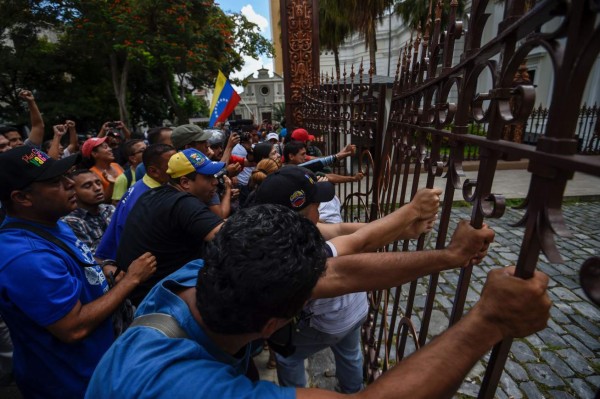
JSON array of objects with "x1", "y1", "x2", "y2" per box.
[{"x1": 132, "y1": 148, "x2": 146, "y2": 155}]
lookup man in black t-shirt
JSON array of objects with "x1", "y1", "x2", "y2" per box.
[{"x1": 116, "y1": 149, "x2": 225, "y2": 305}]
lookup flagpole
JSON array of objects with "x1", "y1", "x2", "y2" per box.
[{"x1": 239, "y1": 96, "x2": 255, "y2": 122}]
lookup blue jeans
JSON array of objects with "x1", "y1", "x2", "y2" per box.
[{"x1": 275, "y1": 318, "x2": 364, "y2": 393}]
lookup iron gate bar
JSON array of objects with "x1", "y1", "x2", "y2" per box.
[{"x1": 282, "y1": 0, "x2": 599, "y2": 395}]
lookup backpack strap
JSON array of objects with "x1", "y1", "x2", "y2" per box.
[
  {"x1": 124, "y1": 167, "x2": 134, "y2": 188},
  {"x1": 0, "y1": 222, "x2": 91, "y2": 268},
  {"x1": 129, "y1": 313, "x2": 189, "y2": 339}
]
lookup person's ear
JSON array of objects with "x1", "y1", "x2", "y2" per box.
[
  {"x1": 10, "y1": 189, "x2": 34, "y2": 208},
  {"x1": 260, "y1": 317, "x2": 289, "y2": 339},
  {"x1": 178, "y1": 176, "x2": 191, "y2": 190}
]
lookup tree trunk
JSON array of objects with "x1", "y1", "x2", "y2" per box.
[
  {"x1": 109, "y1": 52, "x2": 130, "y2": 126},
  {"x1": 164, "y1": 80, "x2": 187, "y2": 124},
  {"x1": 334, "y1": 48, "x2": 341, "y2": 78},
  {"x1": 368, "y1": 21, "x2": 378, "y2": 75}
]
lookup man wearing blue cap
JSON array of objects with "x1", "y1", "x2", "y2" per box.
[{"x1": 115, "y1": 148, "x2": 226, "y2": 305}]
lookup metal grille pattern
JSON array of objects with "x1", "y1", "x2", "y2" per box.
[{"x1": 298, "y1": 0, "x2": 600, "y2": 396}]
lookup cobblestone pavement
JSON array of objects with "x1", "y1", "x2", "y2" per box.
[{"x1": 306, "y1": 201, "x2": 600, "y2": 398}]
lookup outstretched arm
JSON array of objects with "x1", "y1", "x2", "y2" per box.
[
  {"x1": 221, "y1": 133, "x2": 239, "y2": 164},
  {"x1": 46, "y1": 253, "x2": 156, "y2": 343},
  {"x1": 299, "y1": 266, "x2": 551, "y2": 399},
  {"x1": 313, "y1": 220, "x2": 494, "y2": 298},
  {"x1": 47, "y1": 125, "x2": 67, "y2": 160},
  {"x1": 65, "y1": 120, "x2": 79, "y2": 154},
  {"x1": 19, "y1": 90, "x2": 45, "y2": 146},
  {"x1": 325, "y1": 187, "x2": 442, "y2": 256}
]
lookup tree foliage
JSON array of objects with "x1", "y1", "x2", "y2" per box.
[
  {"x1": 319, "y1": 0, "x2": 353, "y2": 77},
  {"x1": 347, "y1": 0, "x2": 396, "y2": 74},
  {"x1": 0, "y1": 0, "x2": 272, "y2": 132},
  {"x1": 394, "y1": 0, "x2": 465, "y2": 32}
]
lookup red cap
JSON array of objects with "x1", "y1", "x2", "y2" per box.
[
  {"x1": 308, "y1": 134, "x2": 316, "y2": 141},
  {"x1": 291, "y1": 128, "x2": 309, "y2": 142},
  {"x1": 82, "y1": 136, "x2": 107, "y2": 157}
]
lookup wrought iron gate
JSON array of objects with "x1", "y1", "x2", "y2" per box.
[{"x1": 281, "y1": 0, "x2": 600, "y2": 396}]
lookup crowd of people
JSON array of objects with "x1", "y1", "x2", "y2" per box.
[{"x1": 0, "y1": 91, "x2": 551, "y2": 399}]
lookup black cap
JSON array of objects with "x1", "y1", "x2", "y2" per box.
[
  {"x1": 0, "y1": 146, "x2": 79, "y2": 200},
  {"x1": 254, "y1": 166, "x2": 335, "y2": 210}
]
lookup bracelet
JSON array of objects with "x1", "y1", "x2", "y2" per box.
[{"x1": 100, "y1": 259, "x2": 117, "y2": 268}]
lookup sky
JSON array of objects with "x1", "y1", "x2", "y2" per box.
[{"x1": 217, "y1": 1, "x2": 274, "y2": 90}]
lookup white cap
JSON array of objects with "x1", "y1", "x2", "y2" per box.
[{"x1": 266, "y1": 132, "x2": 279, "y2": 142}]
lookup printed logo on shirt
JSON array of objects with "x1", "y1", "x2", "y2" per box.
[
  {"x1": 75, "y1": 239, "x2": 96, "y2": 264},
  {"x1": 290, "y1": 190, "x2": 306, "y2": 208},
  {"x1": 84, "y1": 266, "x2": 108, "y2": 292}
]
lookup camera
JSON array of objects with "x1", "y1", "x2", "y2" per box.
[
  {"x1": 239, "y1": 131, "x2": 252, "y2": 142},
  {"x1": 215, "y1": 169, "x2": 227, "y2": 195}
]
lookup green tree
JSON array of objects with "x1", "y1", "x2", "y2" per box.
[
  {"x1": 0, "y1": 0, "x2": 273, "y2": 129},
  {"x1": 348, "y1": 0, "x2": 395, "y2": 75},
  {"x1": 394, "y1": 0, "x2": 465, "y2": 33},
  {"x1": 319, "y1": 0, "x2": 352, "y2": 77}
]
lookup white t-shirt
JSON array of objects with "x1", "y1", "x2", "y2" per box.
[{"x1": 232, "y1": 144, "x2": 254, "y2": 186}]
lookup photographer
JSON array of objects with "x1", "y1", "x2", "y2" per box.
[{"x1": 97, "y1": 121, "x2": 132, "y2": 166}]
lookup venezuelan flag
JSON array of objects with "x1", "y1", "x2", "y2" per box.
[{"x1": 209, "y1": 71, "x2": 241, "y2": 127}]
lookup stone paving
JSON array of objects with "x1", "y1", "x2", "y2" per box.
[{"x1": 302, "y1": 201, "x2": 600, "y2": 398}]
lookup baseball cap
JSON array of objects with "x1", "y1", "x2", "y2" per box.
[
  {"x1": 291, "y1": 128, "x2": 310, "y2": 142},
  {"x1": 0, "y1": 146, "x2": 79, "y2": 199},
  {"x1": 266, "y1": 132, "x2": 279, "y2": 142},
  {"x1": 82, "y1": 136, "x2": 108, "y2": 157},
  {"x1": 171, "y1": 124, "x2": 211, "y2": 150},
  {"x1": 308, "y1": 134, "x2": 316, "y2": 141},
  {"x1": 254, "y1": 166, "x2": 335, "y2": 211},
  {"x1": 166, "y1": 148, "x2": 225, "y2": 179}
]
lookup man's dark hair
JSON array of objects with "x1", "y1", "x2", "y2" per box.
[
  {"x1": 70, "y1": 169, "x2": 93, "y2": 178},
  {"x1": 124, "y1": 139, "x2": 145, "y2": 158},
  {"x1": 283, "y1": 140, "x2": 306, "y2": 162},
  {"x1": 146, "y1": 127, "x2": 171, "y2": 145},
  {"x1": 0, "y1": 126, "x2": 19, "y2": 136},
  {"x1": 197, "y1": 204, "x2": 327, "y2": 334},
  {"x1": 169, "y1": 171, "x2": 196, "y2": 186},
  {"x1": 142, "y1": 143, "x2": 174, "y2": 168}
]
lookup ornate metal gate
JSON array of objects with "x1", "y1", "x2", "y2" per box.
[{"x1": 281, "y1": 0, "x2": 600, "y2": 396}]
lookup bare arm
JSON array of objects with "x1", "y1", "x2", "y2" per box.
[
  {"x1": 19, "y1": 90, "x2": 45, "y2": 146},
  {"x1": 65, "y1": 120, "x2": 79, "y2": 154},
  {"x1": 324, "y1": 172, "x2": 364, "y2": 184},
  {"x1": 204, "y1": 222, "x2": 224, "y2": 242},
  {"x1": 312, "y1": 221, "x2": 494, "y2": 299},
  {"x1": 47, "y1": 125, "x2": 66, "y2": 160},
  {"x1": 298, "y1": 266, "x2": 551, "y2": 399},
  {"x1": 218, "y1": 177, "x2": 233, "y2": 219},
  {"x1": 97, "y1": 121, "x2": 110, "y2": 138},
  {"x1": 46, "y1": 253, "x2": 156, "y2": 343},
  {"x1": 117, "y1": 121, "x2": 131, "y2": 140},
  {"x1": 221, "y1": 133, "x2": 239, "y2": 164},
  {"x1": 328, "y1": 187, "x2": 442, "y2": 256},
  {"x1": 316, "y1": 222, "x2": 365, "y2": 240}
]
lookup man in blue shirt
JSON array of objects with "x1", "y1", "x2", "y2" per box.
[
  {"x1": 87, "y1": 204, "x2": 550, "y2": 399},
  {"x1": 0, "y1": 146, "x2": 158, "y2": 399}
]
